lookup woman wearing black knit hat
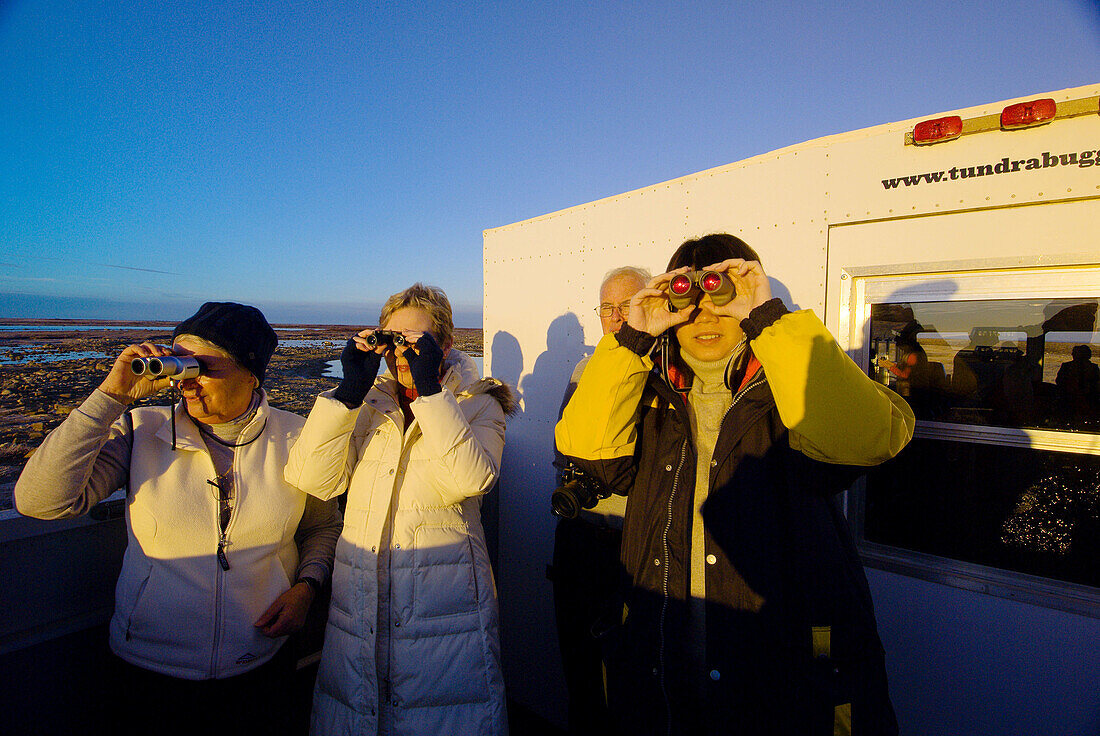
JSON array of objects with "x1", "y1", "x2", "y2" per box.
[{"x1": 14, "y1": 301, "x2": 341, "y2": 734}]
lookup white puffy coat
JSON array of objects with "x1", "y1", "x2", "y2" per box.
[{"x1": 285, "y1": 351, "x2": 511, "y2": 736}]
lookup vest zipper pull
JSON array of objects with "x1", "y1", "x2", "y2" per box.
[{"x1": 217, "y1": 539, "x2": 230, "y2": 571}]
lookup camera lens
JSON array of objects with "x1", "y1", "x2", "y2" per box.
[{"x1": 551, "y1": 485, "x2": 583, "y2": 519}]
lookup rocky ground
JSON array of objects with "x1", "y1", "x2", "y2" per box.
[{"x1": 0, "y1": 322, "x2": 482, "y2": 511}]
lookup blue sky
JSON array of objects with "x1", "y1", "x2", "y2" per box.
[{"x1": 1, "y1": 0, "x2": 1097, "y2": 326}]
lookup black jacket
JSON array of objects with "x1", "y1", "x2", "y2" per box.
[{"x1": 556, "y1": 306, "x2": 915, "y2": 736}]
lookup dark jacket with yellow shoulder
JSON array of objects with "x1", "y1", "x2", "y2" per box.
[{"x1": 555, "y1": 300, "x2": 915, "y2": 736}]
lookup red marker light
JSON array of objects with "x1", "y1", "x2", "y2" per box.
[
  {"x1": 1001, "y1": 98, "x2": 1056, "y2": 130},
  {"x1": 700, "y1": 272, "x2": 723, "y2": 292},
  {"x1": 669, "y1": 275, "x2": 693, "y2": 295},
  {"x1": 912, "y1": 116, "x2": 963, "y2": 145}
]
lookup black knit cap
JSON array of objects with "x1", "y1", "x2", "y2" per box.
[{"x1": 173, "y1": 302, "x2": 278, "y2": 385}]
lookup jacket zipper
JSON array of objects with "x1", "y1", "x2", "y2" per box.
[
  {"x1": 209, "y1": 458, "x2": 238, "y2": 677},
  {"x1": 715, "y1": 373, "x2": 767, "y2": 456},
  {"x1": 654, "y1": 371, "x2": 767, "y2": 731},
  {"x1": 657, "y1": 437, "x2": 688, "y2": 736},
  {"x1": 209, "y1": 561, "x2": 225, "y2": 677}
]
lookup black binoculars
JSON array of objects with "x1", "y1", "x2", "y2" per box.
[
  {"x1": 365, "y1": 330, "x2": 410, "y2": 349},
  {"x1": 130, "y1": 355, "x2": 202, "y2": 379},
  {"x1": 666, "y1": 270, "x2": 735, "y2": 310}
]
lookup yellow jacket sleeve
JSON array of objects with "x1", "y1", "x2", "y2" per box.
[
  {"x1": 751, "y1": 309, "x2": 915, "y2": 466},
  {"x1": 555, "y1": 332, "x2": 653, "y2": 466}
]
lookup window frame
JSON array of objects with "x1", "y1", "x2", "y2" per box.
[{"x1": 839, "y1": 261, "x2": 1100, "y2": 618}]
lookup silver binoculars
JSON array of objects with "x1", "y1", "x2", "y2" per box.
[{"x1": 130, "y1": 355, "x2": 202, "y2": 380}]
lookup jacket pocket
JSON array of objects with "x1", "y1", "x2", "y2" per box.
[
  {"x1": 123, "y1": 564, "x2": 154, "y2": 642},
  {"x1": 412, "y1": 522, "x2": 478, "y2": 618}
]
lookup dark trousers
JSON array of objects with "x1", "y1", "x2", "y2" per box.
[
  {"x1": 551, "y1": 517, "x2": 623, "y2": 736},
  {"x1": 110, "y1": 643, "x2": 297, "y2": 736}
]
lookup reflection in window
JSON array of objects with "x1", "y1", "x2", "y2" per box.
[
  {"x1": 864, "y1": 440, "x2": 1099, "y2": 589},
  {"x1": 868, "y1": 299, "x2": 1100, "y2": 431},
  {"x1": 862, "y1": 297, "x2": 1099, "y2": 593}
]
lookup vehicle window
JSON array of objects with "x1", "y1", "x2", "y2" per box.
[
  {"x1": 853, "y1": 292, "x2": 1099, "y2": 610},
  {"x1": 867, "y1": 298, "x2": 1099, "y2": 432}
]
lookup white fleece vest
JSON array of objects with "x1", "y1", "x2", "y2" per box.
[{"x1": 109, "y1": 396, "x2": 306, "y2": 680}]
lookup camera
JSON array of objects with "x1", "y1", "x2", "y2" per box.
[
  {"x1": 551, "y1": 465, "x2": 612, "y2": 519},
  {"x1": 130, "y1": 355, "x2": 202, "y2": 380},
  {"x1": 365, "y1": 330, "x2": 409, "y2": 349},
  {"x1": 667, "y1": 270, "x2": 735, "y2": 310}
]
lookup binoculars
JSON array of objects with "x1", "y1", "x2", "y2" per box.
[
  {"x1": 667, "y1": 270, "x2": 735, "y2": 310},
  {"x1": 130, "y1": 355, "x2": 202, "y2": 380},
  {"x1": 365, "y1": 330, "x2": 410, "y2": 349}
]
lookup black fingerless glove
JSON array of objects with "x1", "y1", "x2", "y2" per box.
[
  {"x1": 405, "y1": 332, "x2": 444, "y2": 397},
  {"x1": 614, "y1": 323, "x2": 658, "y2": 356},
  {"x1": 333, "y1": 338, "x2": 381, "y2": 408},
  {"x1": 740, "y1": 298, "x2": 789, "y2": 342}
]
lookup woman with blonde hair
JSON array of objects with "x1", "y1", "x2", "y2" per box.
[{"x1": 287, "y1": 283, "x2": 515, "y2": 735}]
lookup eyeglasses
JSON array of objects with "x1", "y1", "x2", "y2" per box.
[{"x1": 595, "y1": 301, "x2": 631, "y2": 318}]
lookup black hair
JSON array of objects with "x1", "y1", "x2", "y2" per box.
[{"x1": 666, "y1": 233, "x2": 760, "y2": 272}]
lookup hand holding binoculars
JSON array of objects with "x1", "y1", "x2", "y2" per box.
[
  {"x1": 365, "y1": 330, "x2": 410, "y2": 349},
  {"x1": 666, "y1": 270, "x2": 736, "y2": 310},
  {"x1": 130, "y1": 355, "x2": 202, "y2": 380}
]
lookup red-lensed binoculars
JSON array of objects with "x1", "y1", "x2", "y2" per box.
[
  {"x1": 666, "y1": 270, "x2": 735, "y2": 310},
  {"x1": 365, "y1": 330, "x2": 410, "y2": 349}
]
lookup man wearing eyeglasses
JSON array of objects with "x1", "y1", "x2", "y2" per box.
[
  {"x1": 595, "y1": 266, "x2": 650, "y2": 335},
  {"x1": 552, "y1": 265, "x2": 649, "y2": 735},
  {"x1": 562, "y1": 267, "x2": 652, "y2": 399}
]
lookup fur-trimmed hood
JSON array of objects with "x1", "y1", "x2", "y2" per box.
[
  {"x1": 443, "y1": 349, "x2": 519, "y2": 416},
  {"x1": 459, "y1": 377, "x2": 519, "y2": 416}
]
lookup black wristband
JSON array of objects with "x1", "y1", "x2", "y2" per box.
[
  {"x1": 740, "y1": 298, "x2": 789, "y2": 341},
  {"x1": 297, "y1": 576, "x2": 322, "y2": 594},
  {"x1": 614, "y1": 323, "x2": 658, "y2": 356}
]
